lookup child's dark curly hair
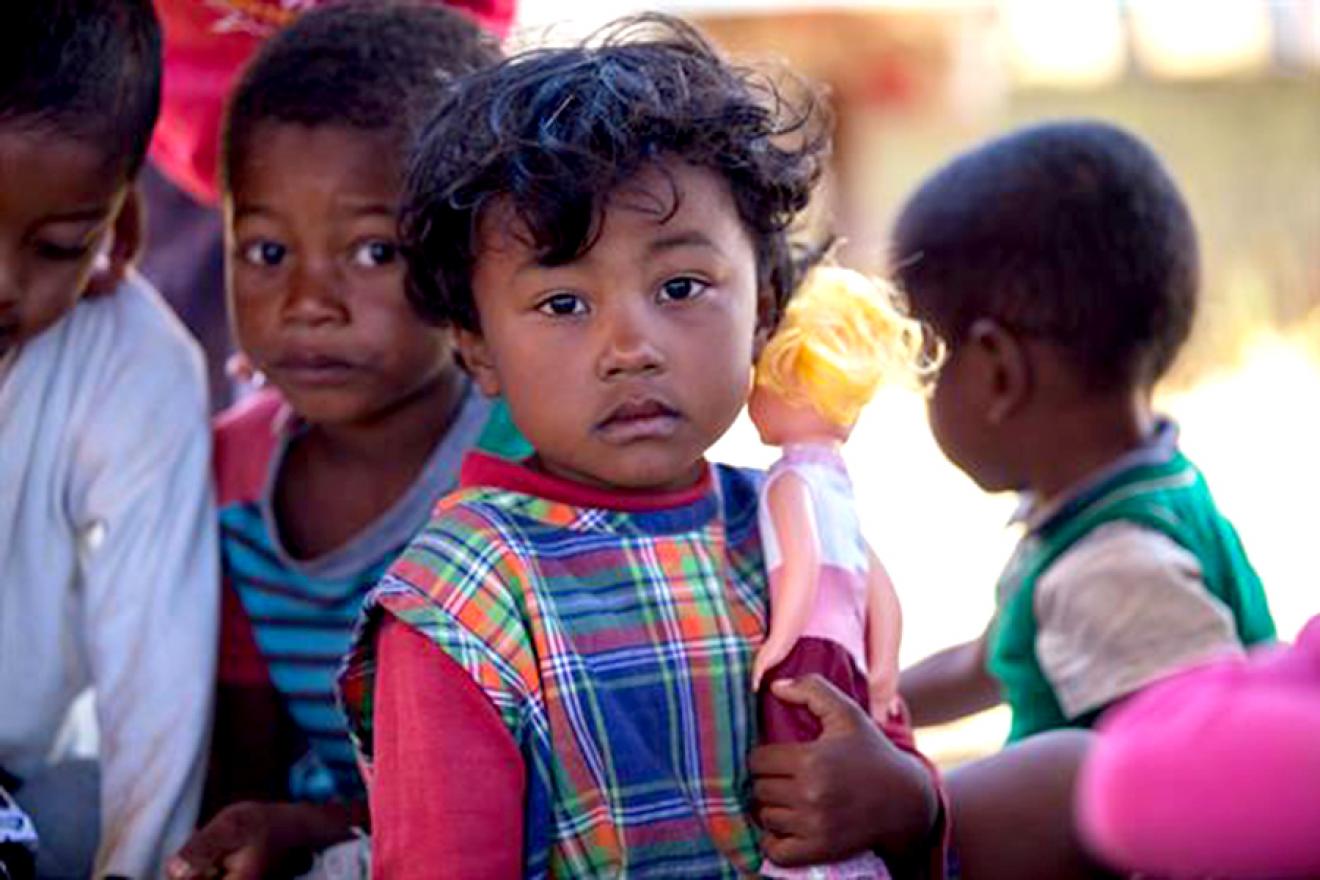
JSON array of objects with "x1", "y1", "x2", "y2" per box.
[{"x1": 402, "y1": 14, "x2": 830, "y2": 332}]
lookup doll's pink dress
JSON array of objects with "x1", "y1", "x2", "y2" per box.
[{"x1": 757, "y1": 442, "x2": 890, "y2": 879}]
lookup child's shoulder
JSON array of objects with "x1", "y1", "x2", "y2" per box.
[
  {"x1": 10, "y1": 272, "x2": 208, "y2": 447},
  {"x1": 212, "y1": 389, "x2": 287, "y2": 506},
  {"x1": 72, "y1": 271, "x2": 204, "y2": 385}
]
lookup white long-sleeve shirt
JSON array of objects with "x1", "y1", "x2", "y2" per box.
[{"x1": 0, "y1": 273, "x2": 218, "y2": 878}]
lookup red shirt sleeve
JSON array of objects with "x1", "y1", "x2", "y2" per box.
[
  {"x1": 371, "y1": 617, "x2": 525, "y2": 880},
  {"x1": 217, "y1": 581, "x2": 270, "y2": 687}
]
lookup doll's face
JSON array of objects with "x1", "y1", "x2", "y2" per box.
[{"x1": 747, "y1": 383, "x2": 850, "y2": 448}]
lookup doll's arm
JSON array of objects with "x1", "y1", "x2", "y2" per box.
[
  {"x1": 752, "y1": 472, "x2": 821, "y2": 690},
  {"x1": 864, "y1": 544, "x2": 903, "y2": 720}
]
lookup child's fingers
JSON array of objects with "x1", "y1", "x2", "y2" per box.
[
  {"x1": 752, "y1": 776, "x2": 802, "y2": 809},
  {"x1": 769, "y1": 675, "x2": 869, "y2": 737},
  {"x1": 756, "y1": 805, "x2": 806, "y2": 839},
  {"x1": 166, "y1": 853, "x2": 221, "y2": 879},
  {"x1": 760, "y1": 830, "x2": 818, "y2": 868},
  {"x1": 168, "y1": 804, "x2": 261, "y2": 879},
  {"x1": 747, "y1": 742, "x2": 803, "y2": 778}
]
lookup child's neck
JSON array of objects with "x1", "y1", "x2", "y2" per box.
[
  {"x1": 307, "y1": 381, "x2": 460, "y2": 467},
  {"x1": 276, "y1": 369, "x2": 467, "y2": 559},
  {"x1": 1024, "y1": 387, "x2": 1155, "y2": 507}
]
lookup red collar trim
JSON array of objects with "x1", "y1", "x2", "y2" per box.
[{"x1": 459, "y1": 451, "x2": 712, "y2": 512}]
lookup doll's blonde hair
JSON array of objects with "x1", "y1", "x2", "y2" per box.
[{"x1": 754, "y1": 265, "x2": 940, "y2": 428}]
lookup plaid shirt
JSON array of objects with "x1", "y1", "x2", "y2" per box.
[{"x1": 340, "y1": 458, "x2": 768, "y2": 878}]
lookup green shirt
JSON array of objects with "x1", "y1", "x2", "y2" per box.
[{"x1": 988, "y1": 440, "x2": 1275, "y2": 742}]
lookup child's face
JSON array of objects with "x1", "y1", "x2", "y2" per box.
[
  {"x1": 460, "y1": 161, "x2": 765, "y2": 491},
  {"x1": 922, "y1": 330, "x2": 1024, "y2": 493},
  {"x1": 0, "y1": 128, "x2": 129, "y2": 359},
  {"x1": 225, "y1": 123, "x2": 454, "y2": 426}
]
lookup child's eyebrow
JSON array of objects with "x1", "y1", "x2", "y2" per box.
[
  {"x1": 231, "y1": 203, "x2": 277, "y2": 222},
  {"x1": 40, "y1": 206, "x2": 113, "y2": 226},
  {"x1": 341, "y1": 204, "x2": 396, "y2": 218},
  {"x1": 647, "y1": 231, "x2": 723, "y2": 256},
  {"x1": 230, "y1": 202, "x2": 395, "y2": 221}
]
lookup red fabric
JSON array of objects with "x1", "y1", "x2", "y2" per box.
[
  {"x1": 212, "y1": 389, "x2": 288, "y2": 687},
  {"x1": 212, "y1": 388, "x2": 287, "y2": 506},
  {"x1": 372, "y1": 618, "x2": 525, "y2": 880},
  {"x1": 217, "y1": 581, "x2": 270, "y2": 687},
  {"x1": 150, "y1": 0, "x2": 517, "y2": 204},
  {"x1": 460, "y1": 450, "x2": 713, "y2": 511},
  {"x1": 759, "y1": 637, "x2": 870, "y2": 743}
]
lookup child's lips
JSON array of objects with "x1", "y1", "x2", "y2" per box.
[
  {"x1": 596, "y1": 398, "x2": 682, "y2": 443},
  {"x1": 268, "y1": 351, "x2": 362, "y2": 386}
]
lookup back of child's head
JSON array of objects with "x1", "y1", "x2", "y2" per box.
[
  {"x1": 400, "y1": 13, "x2": 829, "y2": 332},
  {"x1": 0, "y1": 0, "x2": 161, "y2": 181},
  {"x1": 221, "y1": 0, "x2": 502, "y2": 192},
  {"x1": 891, "y1": 120, "x2": 1198, "y2": 392}
]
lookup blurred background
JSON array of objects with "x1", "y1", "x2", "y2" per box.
[{"x1": 518, "y1": 0, "x2": 1320, "y2": 764}]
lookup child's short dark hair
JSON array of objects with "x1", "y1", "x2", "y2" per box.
[
  {"x1": 222, "y1": 0, "x2": 501, "y2": 192},
  {"x1": 0, "y1": 0, "x2": 161, "y2": 180},
  {"x1": 402, "y1": 14, "x2": 829, "y2": 332},
  {"x1": 891, "y1": 120, "x2": 1199, "y2": 390}
]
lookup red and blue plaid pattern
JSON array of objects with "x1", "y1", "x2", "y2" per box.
[{"x1": 341, "y1": 464, "x2": 768, "y2": 877}]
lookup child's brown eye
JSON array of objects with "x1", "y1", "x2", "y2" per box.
[
  {"x1": 351, "y1": 239, "x2": 398, "y2": 268},
  {"x1": 241, "y1": 240, "x2": 287, "y2": 268},
  {"x1": 537, "y1": 293, "x2": 587, "y2": 317},
  {"x1": 658, "y1": 277, "x2": 708, "y2": 303}
]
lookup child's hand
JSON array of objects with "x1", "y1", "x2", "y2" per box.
[
  {"x1": 167, "y1": 802, "x2": 292, "y2": 880},
  {"x1": 166, "y1": 800, "x2": 361, "y2": 880},
  {"x1": 749, "y1": 675, "x2": 939, "y2": 869}
]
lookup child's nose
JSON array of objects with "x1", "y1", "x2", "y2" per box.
[
  {"x1": 597, "y1": 303, "x2": 665, "y2": 380},
  {"x1": 280, "y1": 259, "x2": 346, "y2": 327}
]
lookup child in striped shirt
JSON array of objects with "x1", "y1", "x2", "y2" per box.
[
  {"x1": 339, "y1": 15, "x2": 946, "y2": 879},
  {"x1": 167, "y1": 5, "x2": 514, "y2": 878}
]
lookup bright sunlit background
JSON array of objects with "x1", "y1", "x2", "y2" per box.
[{"x1": 514, "y1": 0, "x2": 1320, "y2": 764}]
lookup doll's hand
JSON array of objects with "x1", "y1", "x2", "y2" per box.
[
  {"x1": 868, "y1": 662, "x2": 901, "y2": 723},
  {"x1": 749, "y1": 675, "x2": 939, "y2": 869},
  {"x1": 752, "y1": 637, "x2": 795, "y2": 691}
]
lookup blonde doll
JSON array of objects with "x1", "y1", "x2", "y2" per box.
[{"x1": 749, "y1": 265, "x2": 935, "y2": 880}]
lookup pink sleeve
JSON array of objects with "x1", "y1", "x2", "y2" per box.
[
  {"x1": 371, "y1": 618, "x2": 525, "y2": 880},
  {"x1": 1077, "y1": 616, "x2": 1320, "y2": 878}
]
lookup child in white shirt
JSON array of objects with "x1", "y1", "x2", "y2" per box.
[{"x1": 0, "y1": 2, "x2": 217, "y2": 876}]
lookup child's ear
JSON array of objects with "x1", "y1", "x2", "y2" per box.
[
  {"x1": 968, "y1": 318, "x2": 1031, "y2": 424},
  {"x1": 454, "y1": 326, "x2": 501, "y2": 398},
  {"x1": 84, "y1": 186, "x2": 144, "y2": 298}
]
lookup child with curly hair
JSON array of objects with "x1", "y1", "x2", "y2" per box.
[{"x1": 339, "y1": 16, "x2": 946, "y2": 878}]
